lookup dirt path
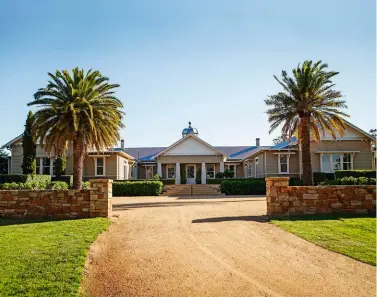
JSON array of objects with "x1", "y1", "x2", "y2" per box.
[{"x1": 82, "y1": 196, "x2": 375, "y2": 297}]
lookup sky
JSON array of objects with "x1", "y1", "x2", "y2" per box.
[{"x1": 0, "y1": 0, "x2": 375, "y2": 149}]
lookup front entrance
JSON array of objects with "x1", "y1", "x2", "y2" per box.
[{"x1": 186, "y1": 164, "x2": 196, "y2": 184}]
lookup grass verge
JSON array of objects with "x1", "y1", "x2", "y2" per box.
[
  {"x1": 0, "y1": 218, "x2": 110, "y2": 297},
  {"x1": 271, "y1": 214, "x2": 376, "y2": 265}
]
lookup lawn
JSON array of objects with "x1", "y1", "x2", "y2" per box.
[
  {"x1": 271, "y1": 215, "x2": 376, "y2": 266},
  {"x1": 0, "y1": 218, "x2": 110, "y2": 297}
]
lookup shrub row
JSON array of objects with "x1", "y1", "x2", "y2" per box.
[
  {"x1": 334, "y1": 170, "x2": 376, "y2": 179},
  {"x1": 0, "y1": 174, "x2": 51, "y2": 184},
  {"x1": 0, "y1": 181, "x2": 68, "y2": 190},
  {"x1": 113, "y1": 181, "x2": 163, "y2": 196},
  {"x1": 321, "y1": 176, "x2": 376, "y2": 186},
  {"x1": 51, "y1": 175, "x2": 73, "y2": 185},
  {"x1": 220, "y1": 179, "x2": 266, "y2": 195}
]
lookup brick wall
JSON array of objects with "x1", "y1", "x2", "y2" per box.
[
  {"x1": 0, "y1": 179, "x2": 112, "y2": 219},
  {"x1": 266, "y1": 177, "x2": 376, "y2": 216}
]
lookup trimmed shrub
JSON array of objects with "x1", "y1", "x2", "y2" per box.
[
  {"x1": 321, "y1": 177, "x2": 376, "y2": 186},
  {"x1": 313, "y1": 172, "x2": 335, "y2": 185},
  {"x1": 334, "y1": 170, "x2": 376, "y2": 179},
  {"x1": 153, "y1": 173, "x2": 160, "y2": 180},
  {"x1": 223, "y1": 169, "x2": 234, "y2": 178},
  {"x1": 289, "y1": 178, "x2": 303, "y2": 186},
  {"x1": 160, "y1": 179, "x2": 175, "y2": 185},
  {"x1": 113, "y1": 181, "x2": 163, "y2": 196},
  {"x1": 47, "y1": 181, "x2": 69, "y2": 190},
  {"x1": 180, "y1": 165, "x2": 186, "y2": 184},
  {"x1": 195, "y1": 168, "x2": 201, "y2": 184},
  {"x1": 220, "y1": 179, "x2": 266, "y2": 195},
  {"x1": 215, "y1": 172, "x2": 224, "y2": 178},
  {"x1": 0, "y1": 174, "x2": 51, "y2": 184},
  {"x1": 52, "y1": 175, "x2": 73, "y2": 185},
  {"x1": 21, "y1": 111, "x2": 37, "y2": 174},
  {"x1": 82, "y1": 181, "x2": 91, "y2": 189},
  {"x1": 207, "y1": 178, "x2": 224, "y2": 184}
]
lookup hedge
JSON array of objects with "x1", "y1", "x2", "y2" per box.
[
  {"x1": 0, "y1": 174, "x2": 51, "y2": 184},
  {"x1": 313, "y1": 172, "x2": 335, "y2": 185},
  {"x1": 112, "y1": 181, "x2": 163, "y2": 196},
  {"x1": 0, "y1": 181, "x2": 68, "y2": 190},
  {"x1": 220, "y1": 179, "x2": 266, "y2": 195},
  {"x1": 114, "y1": 179, "x2": 175, "y2": 185},
  {"x1": 334, "y1": 170, "x2": 376, "y2": 179},
  {"x1": 207, "y1": 178, "x2": 262, "y2": 185},
  {"x1": 52, "y1": 175, "x2": 73, "y2": 185},
  {"x1": 321, "y1": 177, "x2": 376, "y2": 186}
]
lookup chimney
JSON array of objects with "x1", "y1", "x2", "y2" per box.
[
  {"x1": 256, "y1": 138, "x2": 260, "y2": 147},
  {"x1": 121, "y1": 139, "x2": 124, "y2": 149}
]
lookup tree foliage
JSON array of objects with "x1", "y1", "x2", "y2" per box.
[
  {"x1": 0, "y1": 149, "x2": 9, "y2": 174},
  {"x1": 265, "y1": 60, "x2": 349, "y2": 185},
  {"x1": 28, "y1": 68, "x2": 124, "y2": 189},
  {"x1": 21, "y1": 111, "x2": 37, "y2": 174},
  {"x1": 54, "y1": 154, "x2": 66, "y2": 177}
]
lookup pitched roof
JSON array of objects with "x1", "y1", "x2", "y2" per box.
[
  {"x1": 120, "y1": 145, "x2": 268, "y2": 162},
  {"x1": 269, "y1": 136, "x2": 298, "y2": 150}
]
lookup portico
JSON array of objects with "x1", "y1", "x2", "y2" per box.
[{"x1": 154, "y1": 135, "x2": 226, "y2": 185}]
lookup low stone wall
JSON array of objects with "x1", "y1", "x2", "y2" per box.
[
  {"x1": 266, "y1": 177, "x2": 376, "y2": 216},
  {"x1": 0, "y1": 179, "x2": 112, "y2": 219}
]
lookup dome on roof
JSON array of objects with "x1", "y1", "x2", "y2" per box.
[{"x1": 182, "y1": 121, "x2": 199, "y2": 138}]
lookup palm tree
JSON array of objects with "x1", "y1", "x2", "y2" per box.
[
  {"x1": 28, "y1": 67, "x2": 124, "y2": 189},
  {"x1": 265, "y1": 60, "x2": 349, "y2": 185}
]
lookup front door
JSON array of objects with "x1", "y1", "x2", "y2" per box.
[{"x1": 186, "y1": 164, "x2": 196, "y2": 184}]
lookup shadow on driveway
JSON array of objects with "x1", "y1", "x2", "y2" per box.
[{"x1": 192, "y1": 215, "x2": 269, "y2": 223}]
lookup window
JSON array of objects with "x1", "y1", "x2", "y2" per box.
[
  {"x1": 167, "y1": 165, "x2": 175, "y2": 179},
  {"x1": 279, "y1": 154, "x2": 289, "y2": 174},
  {"x1": 343, "y1": 154, "x2": 352, "y2": 170},
  {"x1": 247, "y1": 163, "x2": 252, "y2": 177},
  {"x1": 254, "y1": 158, "x2": 259, "y2": 178},
  {"x1": 206, "y1": 164, "x2": 215, "y2": 179},
  {"x1": 321, "y1": 153, "x2": 353, "y2": 173},
  {"x1": 146, "y1": 166, "x2": 153, "y2": 179},
  {"x1": 96, "y1": 158, "x2": 104, "y2": 176}
]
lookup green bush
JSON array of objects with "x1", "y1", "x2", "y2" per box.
[
  {"x1": 113, "y1": 181, "x2": 163, "y2": 196},
  {"x1": 220, "y1": 179, "x2": 266, "y2": 195},
  {"x1": 321, "y1": 177, "x2": 376, "y2": 186},
  {"x1": 82, "y1": 181, "x2": 91, "y2": 189},
  {"x1": 215, "y1": 172, "x2": 224, "y2": 178},
  {"x1": 54, "y1": 155, "x2": 66, "y2": 177},
  {"x1": 195, "y1": 168, "x2": 201, "y2": 184},
  {"x1": 289, "y1": 178, "x2": 303, "y2": 186},
  {"x1": 223, "y1": 169, "x2": 234, "y2": 178},
  {"x1": 47, "y1": 181, "x2": 69, "y2": 190},
  {"x1": 180, "y1": 165, "x2": 187, "y2": 184},
  {"x1": 52, "y1": 175, "x2": 73, "y2": 185},
  {"x1": 0, "y1": 174, "x2": 51, "y2": 184},
  {"x1": 207, "y1": 178, "x2": 224, "y2": 184},
  {"x1": 335, "y1": 170, "x2": 376, "y2": 179},
  {"x1": 153, "y1": 173, "x2": 160, "y2": 180},
  {"x1": 313, "y1": 172, "x2": 335, "y2": 185},
  {"x1": 160, "y1": 179, "x2": 175, "y2": 185}
]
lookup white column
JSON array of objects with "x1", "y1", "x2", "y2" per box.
[
  {"x1": 201, "y1": 162, "x2": 206, "y2": 184},
  {"x1": 157, "y1": 162, "x2": 162, "y2": 178},
  {"x1": 175, "y1": 162, "x2": 180, "y2": 184},
  {"x1": 220, "y1": 161, "x2": 224, "y2": 172},
  {"x1": 50, "y1": 158, "x2": 53, "y2": 176}
]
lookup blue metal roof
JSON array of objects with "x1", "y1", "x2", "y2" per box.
[{"x1": 270, "y1": 136, "x2": 297, "y2": 150}]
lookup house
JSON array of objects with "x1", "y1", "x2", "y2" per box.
[{"x1": 1, "y1": 121, "x2": 375, "y2": 183}]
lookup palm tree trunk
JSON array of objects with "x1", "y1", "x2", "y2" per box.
[
  {"x1": 300, "y1": 116, "x2": 314, "y2": 186},
  {"x1": 72, "y1": 139, "x2": 85, "y2": 189}
]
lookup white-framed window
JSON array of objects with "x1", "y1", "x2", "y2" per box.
[
  {"x1": 146, "y1": 166, "x2": 153, "y2": 179},
  {"x1": 167, "y1": 165, "x2": 175, "y2": 179},
  {"x1": 206, "y1": 164, "x2": 215, "y2": 179},
  {"x1": 247, "y1": 163, "x2": 253, "y2": 177},
  {"x1": 254, "y1": 157, "x2": 259, "y2": 178},
  {"x1": 278, "y1": 154, "x2": 289, "y2": 174},
  {"x1": 95, "y1": 157, "x2": 105, "y2": 176},
  {"x1": 321, "y1": 153, "x2": 353, "y2": 173},
  {"x1": 36, "y1": 157, "x2": 53, "y2": 175}
]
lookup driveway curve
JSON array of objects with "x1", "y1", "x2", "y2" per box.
[{"x1": 82, "y1": 196, "x2": 375, "y2": 297}]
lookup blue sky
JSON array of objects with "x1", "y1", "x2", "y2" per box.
[{"x1": 0, "y1": 0, "x2": 375, "y2": 148}]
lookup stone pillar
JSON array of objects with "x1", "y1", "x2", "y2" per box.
[
  {"x1": 157, "y1": 162, "x2": 162, "y2": 178},
  {"x1": 220, "y1": 161, "x2": 224, "y2": 172},
  {"x1": 201, "y1": 162, "x2": 206, "y2": 184},
  {"x1": 89, "y1": 179, "x2": 113, "y2": 218},
  {"x1": 175, "y1": 163, "x2": 181, "y2": 185},
  {"x1": 265, "y1": 177, "x2": 289, "y2": 216}
]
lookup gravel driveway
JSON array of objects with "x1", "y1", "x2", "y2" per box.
[{"x1": 82, "y1": 196, "x2": 375, "y2": 297}]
